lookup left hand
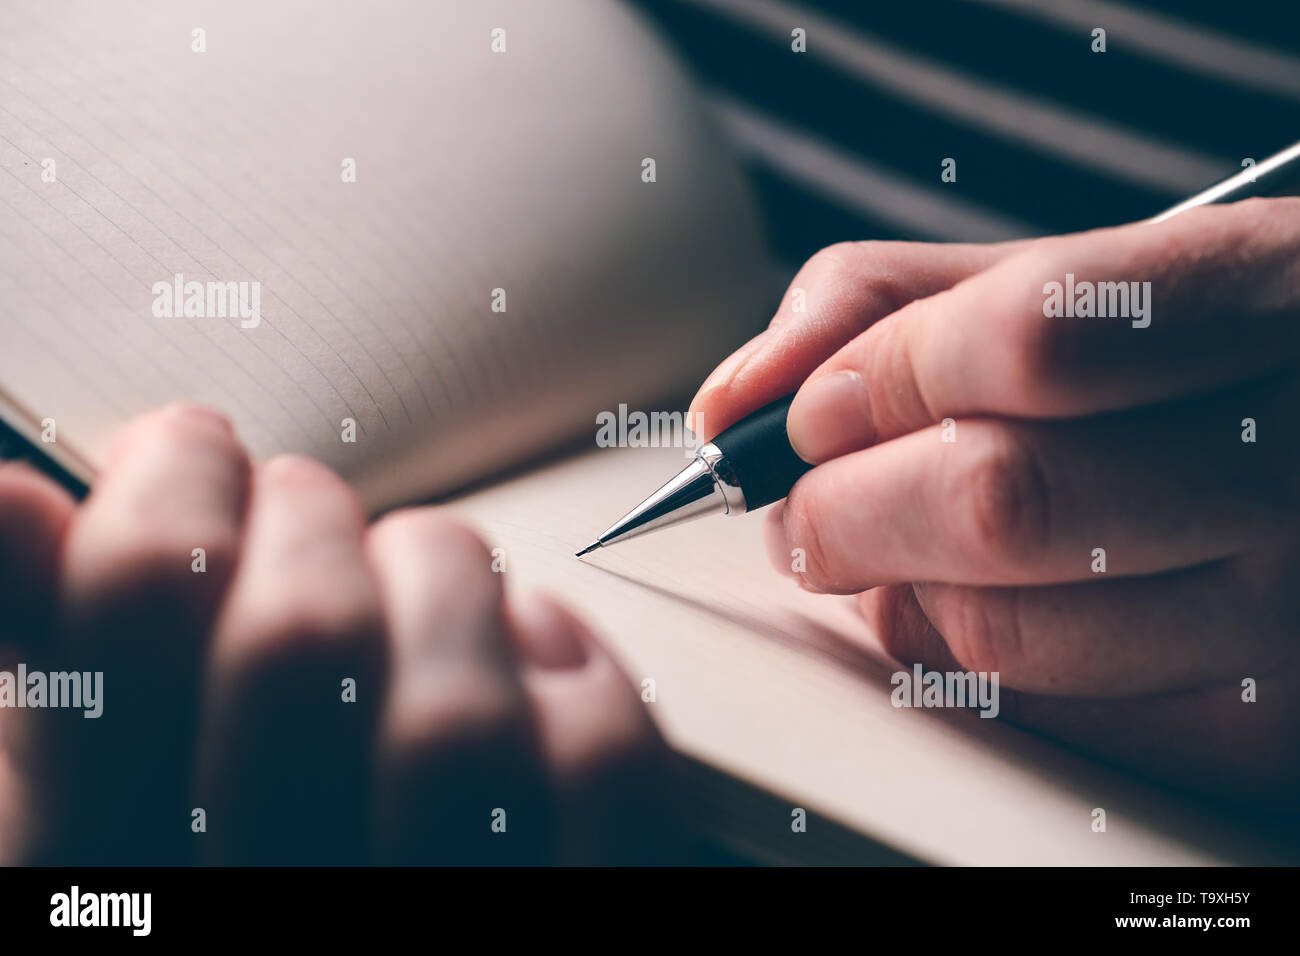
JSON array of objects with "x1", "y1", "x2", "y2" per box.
[{"x1": 0, "y1": 406, "x2": 678, "y2": 864}]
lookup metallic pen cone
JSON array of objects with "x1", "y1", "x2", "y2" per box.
[{"x1": 581, "y1": 456, "x2": 730, "y2": 553}]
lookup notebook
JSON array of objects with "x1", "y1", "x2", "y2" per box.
[{"x1": 0, "y1": 0, "x2": 1288, "y2": 864}]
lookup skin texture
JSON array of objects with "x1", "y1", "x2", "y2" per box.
[
  {"x1": 0, "y1": 406, "x2": 678, "y2": 864},
  {"x1": 691, "y1": 198, "x2": 1300, "y2": 807}
]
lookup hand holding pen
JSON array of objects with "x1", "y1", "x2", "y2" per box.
[
  {"x1": 576, "y1": 144, "x2": 1300, "y2": 804},
  {"x1": 684, "y1": 196, "x2": 1300, "y2": 804}
]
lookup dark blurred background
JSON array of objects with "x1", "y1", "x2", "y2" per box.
[{"x1": 634, "y1": 0, "x2": 1300, "y2": 269}]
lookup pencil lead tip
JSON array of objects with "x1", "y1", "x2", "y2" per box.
[{"x1": 575, "y1": 542, "x2": 601, "y2": 558}]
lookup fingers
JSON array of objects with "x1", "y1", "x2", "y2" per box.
[
  {"x1": 7, "y1": 404, "x2": 677, "y2": 863},
  {"x1": 366, "y1": 511, "x2": 547, "y2": 865},
  {"x1": 510, "y1": 592, "x2": 681, "y2": 865},
  {"x1": 0, "y1": 462, "x2": 74, "y2": 652},
  {"x1": 772, "y1": 383, "x2": 1297, "y2": 593},
  {"x1": 366, "y1": 513, "x2": 679, "y2": 865},
  {"x1": 859, "y1": 547, "x2": 1296, "y2": 698},
  {"x1": 39, "y1": 404, "x2": 250, "y2": 863},
  {"x1": 787, "y1": 199, "x2": 1300, "y2": 461},
  {"x1": 687, "y1": 240, "x2": 1020, "y2": 439},
  {"x1": 862, "y1": 584, "x2": 1300, "y2": 806},
  {"x1": 60, "y1": 403, "x2": 249, "y2": 650},
  {"x1": 0, "y1": 463, "x2": 74, "y2": 863},
  {"x1": 195, "y1": 455, "x2": 384, "y2": 865}
]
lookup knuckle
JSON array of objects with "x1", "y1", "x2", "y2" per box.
[
  {"x1": 771, "y1": 239, "x2": 924, "y2": 337},
  {"x1": 812, "y1": 240, "x2": 906, "y2": 303},
  {"x1": 807, "y1": 240, "x2": 864, "y2": 275},
  {"x1": 938, "y1": 588, "x2": 1024, "y2": 679},
  {"x1": 772, "y1": 242, "x2": 864, "y2": 329},
  {"x1": 954, "y1": 427, "x2": 1051, "y2": 568}
]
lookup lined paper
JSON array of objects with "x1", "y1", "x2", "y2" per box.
[{"x1": 0, "y1": 0, "x2": 770, "y2": 509}]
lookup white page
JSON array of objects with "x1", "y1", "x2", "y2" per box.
[
  {"x1": 0, "y1": 0, "x2": 770, "y2": 508},
  {"x1": 447, "y1": 443, "x2": 1290, "y2": 865}
]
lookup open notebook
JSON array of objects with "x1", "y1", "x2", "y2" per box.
[
  {"x1": 0, "y1": 0, "x2": 769, "y2": 505},
  {"x1": 0, "y1": 0, "x2": 1289, "y2": 864}
]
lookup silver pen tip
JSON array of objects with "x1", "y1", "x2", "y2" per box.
[{"x1": 574, "y1": 542, "x2": 601, "y2": 558}]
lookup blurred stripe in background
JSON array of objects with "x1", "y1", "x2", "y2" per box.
[{"x1": 634, "y1": 0, "x2": 1300, "y2": 267}]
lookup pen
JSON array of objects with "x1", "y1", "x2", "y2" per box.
[
  {"x1": 576, "y1": 139, "x2": 1300, "y2": 557},
  {"x1": 0, "y1": 401, "x2": 91, "y2": 501}
]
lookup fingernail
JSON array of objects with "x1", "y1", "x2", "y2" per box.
[
  {"x1": 762, "y1": 502, "x2": 799, "y2": 582},
  {"x1": 512, "y1": 592, "x2": 587, "y2": 669},
  {"x1": 762, "y1": 502, "x2": 826, "y2": 592},
  {"x1": 787, "y1": 370, "x2": 874, "y2": 463}
]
